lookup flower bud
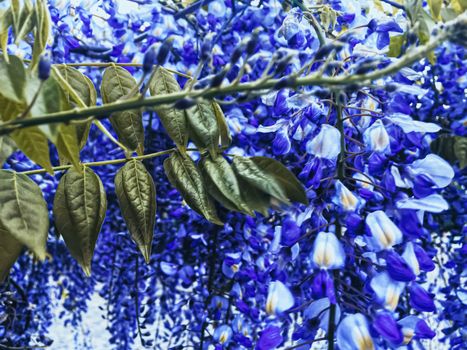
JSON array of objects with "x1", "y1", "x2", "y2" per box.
[
  {"x1": 245, "y1": 30, "x2": 259, "y2": 56},
  {"x1": 230, "y1": 45, "x2": 243, "y2": 64},
  {"x1": 142, "y1": 45, "x2": 157, "y2": 74},
  {"x1": 38, "y1": 55, "x2": 51, "y2": 81},
  {"x1": 156, "y1": 38, "x2": 174, "y2": 66}
]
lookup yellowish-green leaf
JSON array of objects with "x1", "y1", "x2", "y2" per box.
[
  {"x1": 0, "y1": 225, "x2": 23, "y2": 282},
  {"x1": 56, "y1": 124, "x2": 81, "y2": 171},
  {"x1": 0, "y1": 170, "x2": 49, "y2": 260},
  {"x1": 15, "y1": 0, "x2": 35, "y2": 44},
  {"x1": 0, "y1": 55, "x2": 27, "y2": 103},
  {"x1": 149, "y1": 67, "x2": 188, "y2": 151},
  {"x1": 164, "y1": 151, "x2": 222, "y2": 225},
  {"x1": 428, "y1": 0, "x2": 442, "y2": 21},
  {"x1": 115, "y1": 159, "x2": 156, "y2": 264},
  {"x1": 0, "y1": 9, "x2": 13, "y2": 60},
  {"x1": 0, "y1": 135, "x2": 17, "y2": 167},
  {"x1": 28, "y1": 75, "x2": 68, "y2": 143},
  {"x1": 186, "y1": 102, "x2": 220, "y2": 158},
  {"x1": 199, "y1": 155, "x2": 254, "y2": 216},
  {"x1": 100, "y1": 65, "x2": 144, "y2": 153},
  {"x1": 53, "y1": 65, "x2": 97, "y2": 149},
  {"x1": 388, "y1": 35, "x2": 405, "y2": 57},
  {"x1": 31, "y1": 0, "x2": 51, "y2": 68},
  {"x1": 212, "y1": 102, "x2": 232, "y2": 148},
  {"x1": 11, "y1": 127, "x2": 54, "y2": 174},
  {"x1": 53, "y1": 166, "x2": 107, "y2": 276}
]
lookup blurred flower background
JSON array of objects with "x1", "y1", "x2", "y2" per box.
[{"x1": 0, "y1": 0, "x2": 465, "y2": 349}]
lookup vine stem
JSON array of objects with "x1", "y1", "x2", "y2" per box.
[
  {"x1": 327, "y1": 95, "x2": 345, "y2": 350},
  {"x1": 0, "y1": 24, "x2": 452, "y2": 136}
]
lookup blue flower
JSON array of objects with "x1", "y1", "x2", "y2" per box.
[
  {"x1": 385, "y1": 250, "x2": 416, "y2": 282},
  {"x1": 408, "y1": 154, "x2": 455, "y2": 188},
  {"x1": 213, "y1": 325, "x2": 233, "y2": 345},
  {"x1": 363, "y1": 119, "x2": 390, "y2": 153},
  {"x1": 398, "y1": 316, "x2": 436, "y2": 343},
  {"x1": 396, "y1": 194, "x2": 449, "y2": 213},
  {"x1": 311, "y1": 231, "x2": 345, "y2": 270},
  {"x1": 333, "y1": 180, "x2": 362, "y2": 212},
  {"x1": 257, "y1": 326, "x2": 283, "y2": 350},
  {"x1": 265, "y1": 280, "x2": 294, "y2": 315},
  {"x1": 365, "y1": 211, "x2": 403, "y2": 251},
  {"x1": 409, "y1": 283, "x2": 436, "y2": 312},
  {"x1": 306, "y1": 124, "x2": 341, "y2": 161},
  {"x1": 304, "y1": 298, "x2": 340, "y2": 331},
  {"x1": 370, "y1": 272, "x2": 405, "y2": 311},
  {"x1": 373, "y1": 312, "x2": 403, "y2": 345},
  {"x1": 336, "y1": 313, "x2": 374, "y2": 350}
]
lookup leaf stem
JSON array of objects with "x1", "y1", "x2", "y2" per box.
[
  {"x1": 92, "y1": 120, "x2": 129, "y2": 152},
  {"x1": 18, "y1": 148, "x2": 180, "y2": 175}
]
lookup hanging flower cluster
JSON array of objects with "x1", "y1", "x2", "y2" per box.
[{"x1": 0, "y1": 0, "x2": 465, "y2": 349}]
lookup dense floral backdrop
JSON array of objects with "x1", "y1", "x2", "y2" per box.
[{"x1": 0, "y1": 0, "x2": 466, "y2": 349}]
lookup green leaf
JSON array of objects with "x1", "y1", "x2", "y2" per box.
[
  {"x1": 55, "y1": 124, "x2": 81, "y2": 171},
  {"x1": 428, "y1": 0, "x2": 442, "y2": 21},
  {"x1": 115, "y1": 159, "x2": 156, "y2": 264},
  {"x1": 53, "y1": 166, "x2": 107, "y2": 276},
  {"x1": 431, "y1": 134, "x2": 457, "y2": 164},
  {"x1": 454, "y1": 136, "x2": 467, "y2": 169},
  {"x1": 233, "y1": 156, "x2": 308, "y2": 205},
  {"x1": 250, "y1": 157, "x2": 308, "y2": 204},
  {"x1": 388, "y1": 35, "x2": 405, "y2": 57},
  {"x1": 0, "y1": 135, "x2": 17, "y2": 167},
  {"x1": 11, "y1": 127, "x2": 54, "y2": 174},
  {"x1": 53, "y1": 65, "x2": 97, "y2": 150},
  {"x1": 0, "y1": 226, "x2": 23, "y2": 282},
  {"x1": 186, "y1": 101, "x2": 220, "y2": 157},
  {"x1": 101, "y1": 65, "x2": 144, "y2": 154},
  {"x1": 0, "y1": 9, "x2": 12, "y2": 60},
  {"x1": 149, "y1": 67, "x2": 188, "y2": 151},
  {"x1": 31, "y1": 0, "x2": 50, "y2": 68},
  {"x1": 0, "y1": 93, "x2": 24, "y2": 122},
  {"x1": 0, "y1": 170, "x2": 49, "y2": 260},
  {"x1": 0, "y1": 55, "x2": 26, "y2": 103},
  {"x1": 212, "y1": 102, "x2": 232, "y2": 148},
  {"x1": 237, "y1": 178, "x2": 271, "y2": 217},
  {"x1": 14, "y1": 0, "x2": 35, "y2": 44},
  {"x1": 199, "y1": 155, "x2": 254, "y2": 216},
  {"x1": 164, "y1": 151, "x2": 222, "y2": 225}
]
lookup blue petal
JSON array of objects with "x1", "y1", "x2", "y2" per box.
[
  {"x1": 257, "y1": 326, "x2": 283, "y2": 350},
  {"x1": 365, "y1": 210, "x2": 403, "y2": 251},
  {"x1": 408, "y1": 154, "x2": 454, "y2": 188},
  {"x1": 304, "y1": 298, "x2": 340, "y2": 331},
  {"x1": 266, "y1": 280, "x2": 294, "y2": 315},
  {"x1": 311, "y1": 231, "x2": 346, "y2": 269},
  {"x1": 396, "y1": 194, "x2": 449, "y2": 213},
  {"x1": 370, "y1": 272, "x2": 405, "y2": 311},
  {"x1": 373, "y1": 312, "x2": 403, "y2": 345},
  {"x1": 306, "y1": 124, "x2": 341, "y2": 160},
  {"x1": 336, "y1": 313, "x2": 374, "y2": 350},
  {"x1": 385, "y1": 250, "x2": 416, "y2": 282},
  {"x1": 387, "y1": 113, "x2": 441, "y2": 133},
  {"x1": 409, "y1": 283, "x2": 436, "y2": 312},
  {"x1": 363, "y1": 119, "x2": 391, "y2": 153}
]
